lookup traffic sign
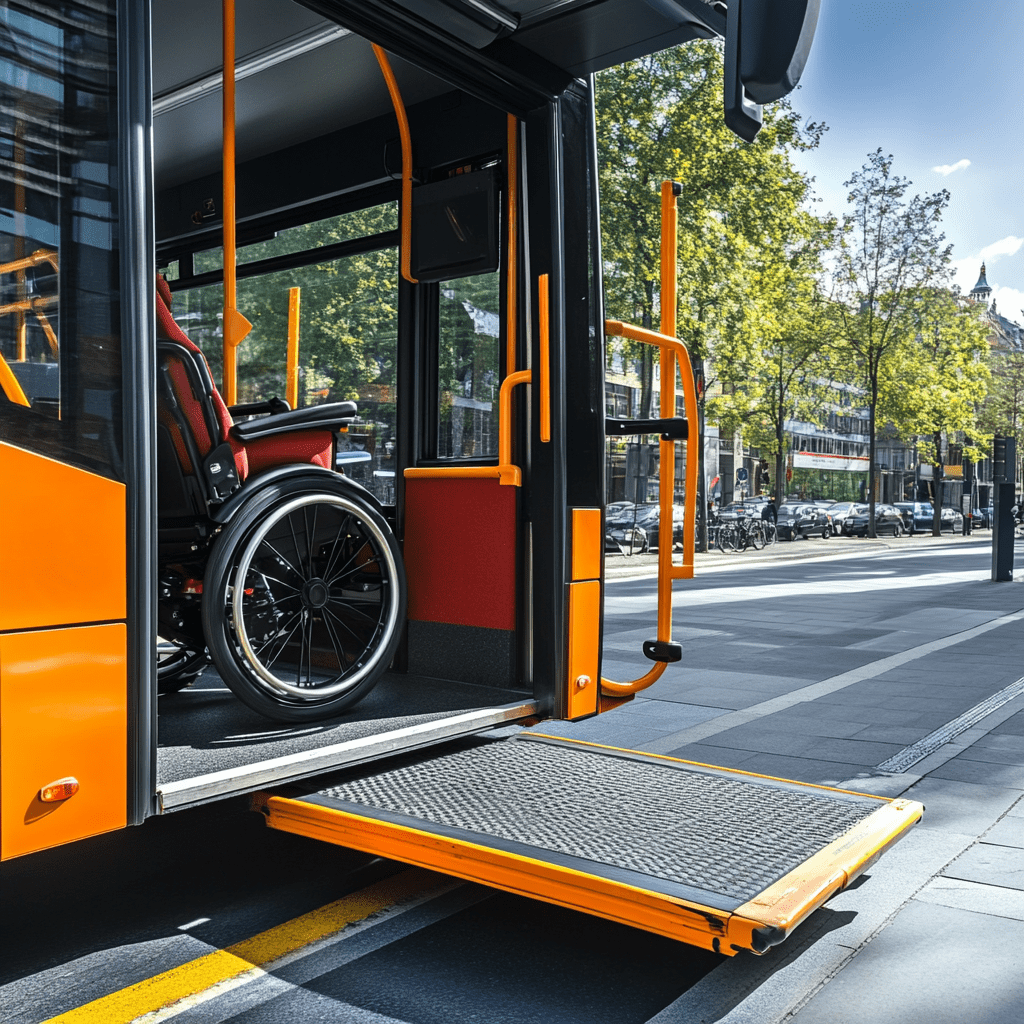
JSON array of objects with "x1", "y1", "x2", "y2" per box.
[{"x1": 736, "y1": 467, "x2": 748, "y2": 482}]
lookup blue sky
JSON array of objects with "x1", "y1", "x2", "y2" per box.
[{"x1": 787, "y1": 0, "x2": 1024, "y2": 321}]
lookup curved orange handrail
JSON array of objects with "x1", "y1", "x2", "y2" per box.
[{"x1": 373, "y1": 44, "x2": 417, "y2": 285}]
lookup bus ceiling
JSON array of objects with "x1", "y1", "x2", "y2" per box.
[{"x1": 151, "y1": 0, "x2": 818, "y2": 224}]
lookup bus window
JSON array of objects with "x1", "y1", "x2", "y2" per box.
[
  {"x1": 167, "y1": 212, "x2": 399, "y2": 505},
  {"x1": 0, "y1": 0, "x2": 122, "y2": 481},
  {"x1": 437, "y1": 270, "x2": 500, "y2": 459},
  {"x1": 190, "y1": 203, "x2": 398, "y2": 274}
]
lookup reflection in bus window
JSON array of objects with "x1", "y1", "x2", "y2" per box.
[
  {"x1": 438, "y1": 272, "x2": 500, "y2": 459},
  {"x1": 170, "y1": 237, "x2": 399, "y2": 505},
  {"x1": 0, "y1": 0, "x2": 122, "y2": 480},
  {"x1": 191, "y1": 204, "x2": 399, "y2": 275}
]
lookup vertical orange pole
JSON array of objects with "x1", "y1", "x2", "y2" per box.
[
  {"x1": 506, "y1": 115, "x2": 518, "y2": 375},
  {"x1": 286, "y1": 287, "x2": 300, "y2": 410},
  {"x1": 222, "y1": 0, "x2": 251, "y2": 406},
  {"x1": 658, "y1": 181, "x2": 678, "y2": 638}
]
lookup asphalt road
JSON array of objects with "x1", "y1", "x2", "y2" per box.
[{"x1": 3, "y1": 537, "x2": 1021, "y2": 1024}]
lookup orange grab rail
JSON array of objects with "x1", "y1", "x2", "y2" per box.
[
  {"x1": 373, "y1": 44, "x2": 417, "y2": 285},
  {"x1": 286, "y1": 287, "x2": 301, "y2": 410},
  {"x1": 601, "y1": 181, "x2": 696, "y2": 698}
]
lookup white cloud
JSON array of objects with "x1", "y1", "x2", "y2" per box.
[
  {"x1": 952, "y1": 236, "x2": 1024, "y2": 294},
  {"x1": 979, "y1": 236, "x2": 1024, "y2": 263},
  {"x1": 932, "y1": 159, "x2": 971, "y2": 176},
  {"x1": 990, "y1": 285, "x2": 1024, "y2": 320}
]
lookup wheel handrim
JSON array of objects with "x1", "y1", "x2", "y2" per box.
[{"x1": 230, "y1": 494, "x2": 400, "y2": 700}]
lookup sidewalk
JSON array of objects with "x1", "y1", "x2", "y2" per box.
[
  {"x1": 604, "y1": 529, "x2": 995, "y2": 578},
  {"x1": 541, "y1": 542, "x2": 1024, "y2": 1022}
]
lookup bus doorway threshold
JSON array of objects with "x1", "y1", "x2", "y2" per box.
[
  {"x1": 156, "y1": 669, "x2": 536, "y2": 811},
  {"x1": 255, "y1": 731, "x2": 922, "y2": 956}
]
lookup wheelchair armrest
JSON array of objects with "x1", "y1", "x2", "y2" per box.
[
  {"x1": 229, "y1": 401, "x2": 358, "y2": 441},
  {"x1": 229, "y1": 396, "x2": 291, "y2": 417}
]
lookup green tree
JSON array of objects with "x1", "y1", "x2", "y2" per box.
[
  {"x1": 980, "y1": 347, "x2": 1024, "y2": 463},
  {"x1": 830, "y1": 150, "x2": 952, "y2": 536},
  {"x1": 893, "y1": 289, "x2": 990, "y2": 533},
  {"x1": 596, "y1": 41, "x2": 825, "y2": 546}
]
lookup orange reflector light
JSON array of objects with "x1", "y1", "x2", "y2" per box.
[{"x1": 40, "y1": 777, "x2": 79, "y2": 803}]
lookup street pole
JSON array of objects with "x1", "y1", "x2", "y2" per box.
[{"x1": 992, "y1": 435, "x2": 1016, "y2": 582}]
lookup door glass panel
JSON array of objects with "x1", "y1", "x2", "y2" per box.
[
  {"x1": 171, "y1": 243, "x2": 399, "y2": 504},
  {"x1": 0, "y1": 0, "x2": 122, "y2": 479},
  {"x1": 438, "y1": 271, "x2": 500, "y2": 459}
]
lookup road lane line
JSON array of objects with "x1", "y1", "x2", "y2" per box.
[
  {"x1": 642, "y1": 607, "x2": 1024, "y2": 754},
  {"x1": 41, "y1": 868, "x2": 443, "y2": 1024}
]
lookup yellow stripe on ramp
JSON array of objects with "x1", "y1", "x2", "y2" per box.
[{"x1": 43, "y1": 868, "x2": 441, "y2": 1023}]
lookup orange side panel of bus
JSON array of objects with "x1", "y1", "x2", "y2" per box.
[
  {"x1": 1, "y1": 624, "x2": 127, "y2": 859},
  {"x1": 0, "y1": 442, "x2": 128, "y2": 858},
  {"x1": 0, "y1": 442, "x2": 126, "y2": 631}
]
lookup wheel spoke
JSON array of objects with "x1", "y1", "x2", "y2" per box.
[
  {"x1": 256, "y1": 608, "x2": 305, "y2": 668},
  {"x1": 260, "y1": 539, "x2": 305, "y2": 584},
  {"x1": 323, "y1": 604, "x2": 372, "y2": 648},
  {"x1": 322, "y1": 513, "x2": 354, "y2": 581},
  {"x1": 320, "y1": 610, "x2": 349, "y2": 678},
  {"x1": 287, "y1": 514, "x2": 307, "y2": 580}
]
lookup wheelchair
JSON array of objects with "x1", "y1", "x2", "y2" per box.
[{"x1": 154, "y1": 276, "x2": 406, "y2": 721}]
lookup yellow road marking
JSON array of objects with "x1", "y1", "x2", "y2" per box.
[{"x1": 43, "y1": 868, "x2": 441, "y2": 1024}]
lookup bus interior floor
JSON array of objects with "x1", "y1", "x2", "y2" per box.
[{"x1": 156, "y1": 670, "x2": 531, "y2": 786}]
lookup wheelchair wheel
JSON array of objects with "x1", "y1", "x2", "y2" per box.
[
  {"x1": 202, "y1": 478, "x2": 406, "y2": 721},
  {"x1": 157, "y1": 640, "x2": 206, "y2": 694}
]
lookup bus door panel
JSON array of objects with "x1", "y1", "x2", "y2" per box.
[
  {"x1": 0, "y1": 624, "x2": 127, "y2": 860},
  {"x1": 0, "y1": 0, "x2": 134, "y2": 856}
]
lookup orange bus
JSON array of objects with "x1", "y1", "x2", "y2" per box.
[{"x1": 0, "y1": 0, "x2": 921, "y2": 956}]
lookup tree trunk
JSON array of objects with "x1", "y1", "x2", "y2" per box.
[
  {"x1": 693, "y1": 353, "x2": 708, "y2": 553},
  {"x1": 868, "y1": 402, "x2": 877, "y2": 538}
]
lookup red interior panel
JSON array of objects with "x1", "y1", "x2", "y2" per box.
[{"x1": 404, "y1": 477, "x2": 517, "y2": 631}]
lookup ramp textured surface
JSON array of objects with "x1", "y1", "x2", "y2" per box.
[{"x1": 310, "y1": 736, "x2": 881, "y2": 904}]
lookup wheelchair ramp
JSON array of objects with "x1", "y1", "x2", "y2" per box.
[{"x1": 256, "y1": 733, "x2": 923, "y2": 955}]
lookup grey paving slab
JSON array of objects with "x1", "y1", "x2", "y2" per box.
[
  {"x1": 958, "y1": 745, "x2": 1024, "y2": 766},
  {"x1": 656, "y1": 687, "x2": 786, "y2": 710},
  {"x1": 914, "y1": 877, "x2": 1024, "y2": 922},
  {"x1": 928, "y1": 758, "x2": 1024, "y2": 789},
  {"x1": 1006, "y1": 797, "x2": 1024, "y2": 819},
  {"x1": 664, "y1": 743, "x2": 760, "y2": 769},
  {"x1": 971, "y1": 733, "x2": 1024, "y2": 755},
  {"x1": 686, "y1": 752, "x2": 870, "y2": 786},
  {"x1": 849, "y1": 724, "x2": 934, "y2": 745},
  {"x1": 993, "y1": 716, "x2": 1024, "y2": 737},
  {"x1": 751, "y1": 715, "x2": 868, "y2": 740},
  {"x1": 942, "y1": 842, "x2": 1024, "y2": 891},
  {"x1": 787, "y1": 901, "x2": 1024, "y2": 1024},
  {"x1": 689, "y1": 727, "x2": 820, "y2": 757},
  {"x1": 611, "y1": 699, "x2": 729, "y2": 732},
  {"x1": 903, "y1": 777, "x2": 1024, "y2": 834},
  {"x1": 982, "y1": 816, "x2": 1024, "y2": 849},
  {"x1": 881, "y1": 607, "x2": 1005, "y2": 631}
]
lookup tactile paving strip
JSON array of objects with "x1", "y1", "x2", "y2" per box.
[{"x1": 311, "y1": 737, "x2": 880, "y2": 904}]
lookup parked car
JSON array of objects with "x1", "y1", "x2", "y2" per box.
[
  {"x1": 843, "y1": 503, "x2": 905, "y2": 537},
  {"x1": 620, "y1": 502, "x2": 687, "y2": 551},
  {"x1": 776, "y1": 503, "x2": 831, "y2": 540},
  {"x1": 826, "y1": 501, "x2": 857, "y2": 534},
  {"x1": 604, "y1": 502, "x2": 685, "y2": 553},
  {"x1": 605, "y1": 521, "x2": 649, "y2": 553},
  {"x1": 941, "y1": 506, "x2": 966, "y2": 533}
]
